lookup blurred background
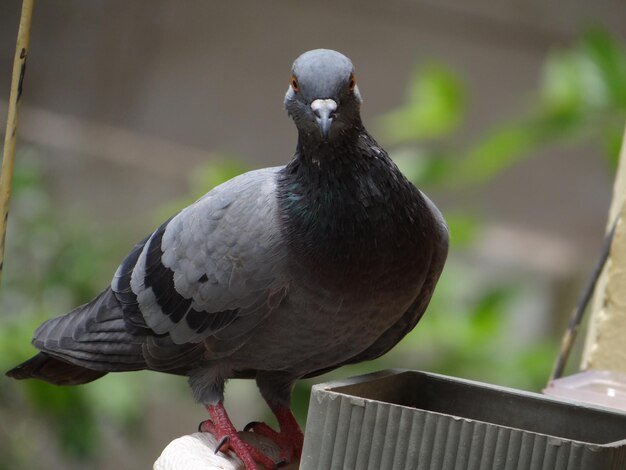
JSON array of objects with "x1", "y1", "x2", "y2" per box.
[{"x1": 0, "y1": 1, "x2": 625, "y2": 468}]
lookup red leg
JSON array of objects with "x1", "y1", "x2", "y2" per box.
[
  {"x1": 200, "y1": 402, "x2": 277, "y2": 470},
  {"x1": 247, "y1": 404, "x2": 304, "y2": 462}
]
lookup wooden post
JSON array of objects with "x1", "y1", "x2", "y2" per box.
[
  {"x1": 582, "y1": 124, "x2": 626, "y2": 372},
  {"x1": 0, "y1": 0, "x2": 36, "y2": 284}
]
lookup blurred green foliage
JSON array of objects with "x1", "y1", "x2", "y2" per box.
[
  {"x1": 0, "y1": 152, "x2": 146, "y2": 467},
  {"x1": 380, "y1": 64, "x2": 466, "y2": 143},
  {"x1": 1, "y1": 27, "x2": 625, "y2": 467},
  {"x1": 390, "y1": 28, "x2": 626, "y2": 187}
]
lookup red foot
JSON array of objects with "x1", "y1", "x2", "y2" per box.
[
  {"x1": 201, "y1": 403, "x2": 277, "y2": 470},
  {"x1": 247, "y1": 405, "x2": 304, "y2": 462}
]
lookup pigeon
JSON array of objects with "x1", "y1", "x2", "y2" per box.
[{"x1": 7, "y1": 49, "x2": 448, "y2": 469}]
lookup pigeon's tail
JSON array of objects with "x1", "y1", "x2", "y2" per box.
[
  {"x1": 6, "y1": 352, "x2": 107, "y2": 385},
  {"x1": 6, "y1": 288, "x2": 149, "y2": 385}
]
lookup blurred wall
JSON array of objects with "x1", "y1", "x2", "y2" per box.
[{"x1": 0, "y1": 0, "x2": 621, "y2": 253}]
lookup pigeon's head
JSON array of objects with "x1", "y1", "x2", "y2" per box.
[{"x1": 285, "y1": 49, "x2": 363, "y2": 142}]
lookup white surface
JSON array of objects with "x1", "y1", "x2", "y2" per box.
[
  {"x1": 154, "y1": 431, "x2": 289, "y2": 470},
  {"x1": 154, "y1": 432, "x2": 240, "y2": 470}
]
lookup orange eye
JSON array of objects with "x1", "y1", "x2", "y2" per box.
[
  {"x1": 348, "y1": 73, "x2": 356, "y2": 91},
  {"x1": 290, "y1": 75, "x2": 299, "y2": 93}
]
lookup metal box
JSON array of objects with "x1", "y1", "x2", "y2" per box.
[{"x1": 301, "y1": 369, "x2": 626, "y2": 470}]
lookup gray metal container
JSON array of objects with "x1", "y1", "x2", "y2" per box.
[{"x1": 301, "y1": 369, "x2": 626, "y2": 470}]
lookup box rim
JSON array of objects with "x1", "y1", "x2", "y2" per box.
[{"x1": 311, "y1": 369, "x2": 626, "y2": 448}]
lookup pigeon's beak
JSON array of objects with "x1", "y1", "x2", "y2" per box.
[{"x1": 311, "y1": 99, "x2": 337, "y2": 140}]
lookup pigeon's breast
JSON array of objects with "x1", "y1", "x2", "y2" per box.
[
  {"x1": 229, "y1": 215, "x2": 434, "y2": 374},
  {"x1": 282, "y1": 189, "x2": 433, "y2": 298},
  {"x1": 240, "y1": 150, "x2": 439, "y2": 373},
  {"x1": 278, "y1": 182, "x2": 431, "y2": 293},
  {"x1": 228, "y1": 274, "x2": 421, "y2": 374}
]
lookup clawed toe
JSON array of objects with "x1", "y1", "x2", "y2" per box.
[
  {"x1": 202, "y1": 403, "x2": 278, "y2": 470},
  {"x1": 214, "y1": 435, "x2": 230, "y2": 454},
  {"x1": 198, "y1": 419, "x2": 215, "y2": 433},
  {"x1": 244, "y1": 420, "x2": 261, "y2": 433},
  {"x1": 246, "y1": 421, "x2": 301, "y2": 463}
]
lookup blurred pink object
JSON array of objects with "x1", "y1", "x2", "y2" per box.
[{"x1": 544, "y1": 370, "x2": 626, "y2": 411}]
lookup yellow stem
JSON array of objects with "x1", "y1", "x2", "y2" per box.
[{"x1": 0, "y1": 0, "x2": 36, "y2": 285}]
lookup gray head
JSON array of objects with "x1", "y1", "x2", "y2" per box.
[{"x1": 285, "y1": 49, "x2": 363, "y2": 142}]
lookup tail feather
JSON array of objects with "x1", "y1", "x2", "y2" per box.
[
  {"x1": 7, "y1": 288, "x2": 200, "y2": 384},
  {"x1": 32, "y1": 288, "x2": 147, "y2": 371},
  {"x1": 7, "y1": 289, "x2": 148, "y2": 386},
  {"x1": 6, "y1": 352, "x2": 107, "y2": 385}
]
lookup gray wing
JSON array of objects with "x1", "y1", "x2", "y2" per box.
[
  {"x1": 116, "y1": 166, "x2": 289, "y2": 347},
  {"x1": 31, "y1": 167, "x2": 289, "y2": 375}
]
